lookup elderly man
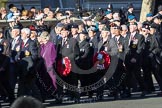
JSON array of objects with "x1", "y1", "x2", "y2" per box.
[
  {"x1": 17, "y1": 28, "x2": 41, "y2": 100},
  {"x1": 0, "y1": 28, "x2": 14, "y2": 103},
  {"x1": 9, "y1": 25, "x2": 22, "y2": 102},
  {"x1": 141, "y1": 24, "x2": 162, "y2": 93},
  {"x1": 56, "y1": 25, "x2": 80, "y2": 103},
  {"x1": 97, "y1": 27, "x2": 118, "y2": 100},
  {"x1": 124, "y1": 23, "x2": 147, "y2": 97}
]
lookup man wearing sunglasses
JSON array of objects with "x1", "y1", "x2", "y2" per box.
[
  {"x1": 124, "y1": 23, "x2": 147, "y2": 97},
  {"x1": 141, "y1": 24, "x2": 162, "y2": 94}
]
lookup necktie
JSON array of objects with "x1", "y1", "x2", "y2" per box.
[
  {"x1": 12, "y1": 39, "x2": 16, "y2": 50},
  {"x1": 21, "y1": 41, "x2": 24, "y2": 48},
  {"x1": 115, "y1": 37, "x2": 118, "y2": 42},
  {"x1": 62, "y1": 39, "x2": 66, "y2": 46},
  {"x1": 128, "y1": 34, "x2": 133, "y2": 46},
  {"x1": 131, "y1": 34, "x2": 134, "y2": 40}
]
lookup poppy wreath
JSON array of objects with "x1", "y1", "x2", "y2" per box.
[
  {"x1": 57, "y1": 57, "x2": 72, "y2": 76},
  {"x1": 93, "y1": 51, "x2": 111, "y2": 70}
]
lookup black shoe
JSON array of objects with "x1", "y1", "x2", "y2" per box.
[
  {"x1": 97, "y1": 94, "x2": 103, "y2": 101},
  {"x1": 74, "y1": 98, "x2": 80, "y2": 104},
  {"x1": 157, "y1": 92, "x2": 162, "y2": 96},
  {"x1": 141, "y1": 91, "x2": 147, "y2": 97},
  {"x1": 121, "y1": 93, "x2": 131, "y2": 98},
  {"x1": 55, "y1": 98, "x2": 62, "y2": 104}
]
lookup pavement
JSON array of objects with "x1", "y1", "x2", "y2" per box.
[
  {"x1": 47, "y1": 97, "x2": 162, "y2": 108},
  {"x1": 1, "y1": 90, "x2": 162, "y2": 108},
  {"x1": 1, "y1": 79, "x2": 162, "y2": 108}
]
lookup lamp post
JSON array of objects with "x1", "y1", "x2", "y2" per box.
[{"x1": 76, "y1": 0, "x2": 81, "y2": 11}]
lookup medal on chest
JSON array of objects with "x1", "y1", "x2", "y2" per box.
[
  {"x1": 132, "y1": 39, "x2": 138, "y2": 48},
  {"x1": 25, "y1": 50, "x2": 30, "y2": 56},
  {"x1": 118, "y1": 43, "x2": 123, "y2": 52},
  {"x1": 16, "y1": 45, "x2": 20, "y2": 52}
]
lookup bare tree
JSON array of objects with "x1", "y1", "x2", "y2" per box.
[{"x1": 140, "y1": 0, "x2": 155, "y2": 22}]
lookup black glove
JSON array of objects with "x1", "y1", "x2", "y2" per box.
[
  {"x1": 160, "y1": 52, "x2": 162, "y2": 58},
  {"x1": 148, "y1": 53, "x2": 154, "y2": 58},
  {"x1": 75, "y1": 56, "x2": 80, "y2": 61}
]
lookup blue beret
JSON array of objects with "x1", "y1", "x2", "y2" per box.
[
  {"x1": 146, "y1": 13, "x2": 153, "y2": 17},
  {"x1": 105, "y1": 11, "x2": 112, "y2": 15},
  {"x1": 7, "y1": 13, "x2": 13, "y2": 20},
  {"x1": 128, "y1": 15, "x2": 135, "y2": 20}
]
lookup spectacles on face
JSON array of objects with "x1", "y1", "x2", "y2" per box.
[{"x1": 142, "y1": 30, "x2": 147, "y2": 32}]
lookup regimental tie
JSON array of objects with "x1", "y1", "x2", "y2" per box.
[
  {"x1": 21, "y1": 41, "x2": 24, "y2": 48},
  {"x1": 11, "y1": 39, "x2": 16, "y2": 50},
  {"x1": 128, "y1": 34, "x2": 134, "y2": 46},
  {"x1": 62, "y1": 38, "x2": 66, "y2": 46}
]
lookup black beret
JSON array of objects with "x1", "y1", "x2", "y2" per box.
[
  {"x1": 62, "y1": 24, "x2": 71, "y2": 31},
  {"x1": 80, "y1": 31, "x2": 88, "y2": 35},
  {"x1": 113, "y1": 26, "x2": 121, "y2": 30},
  {"x1": 71, "y1": 24, "x2": 78, "y2": 29},
  {"x1": 142, "y1": 24, "x2": 150, "y2": 30},
  {"x1": 149, "y1": 23, "x2": 158, "y2": 29},
  {"x1": 8, "y1": 4, "x2": 14, "y2": 9},
  {"x1": 12, "y1": 25, "x2": 21, "y2": 30},
  {"x1": 127, "y1": 3, "x2": 134, "y2": 9},
  {"x1": 100, "y1": 20, "x2": 107, "y2": 25}
]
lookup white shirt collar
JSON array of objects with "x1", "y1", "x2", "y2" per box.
[
  {"x1": 115, "y1": 36, "x2": 120, "y2": 41},
  {"x1": 130, "y1": 32, "x2": 136, "y2": 37},
  {"x1": 14, "y1": 36, "x2": 20, "y2": 42},
  {"x1": 23, "y1": 38, "x2": 29, "y2": 45}
]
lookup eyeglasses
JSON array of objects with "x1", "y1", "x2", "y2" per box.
[{"x1": 142, "y1": 30, "x2": 146, "y2": 32}]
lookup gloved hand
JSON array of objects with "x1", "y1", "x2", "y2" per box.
[
  {"x1": 148, "y1": 53, "x2": 154, "y2": 58},
  {"x1": 160, "y1": 52, "x2": 162, "y2": 58},
  {"x1": 130, "y1": 58, "x2": 136, "y2": 63},
  {"x1": 97, "y1": 64, "x2": 105, "y2": 70},
  {"x1": 75, "y1": 56, "x2": 80, "y2": 60}
]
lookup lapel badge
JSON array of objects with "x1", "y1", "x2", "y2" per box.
[
  {"x1": 118, "y1": 44, "x2": 123, "y2": 52},
  {"x1": 16, "y1": 45, "x2": 20, "y2": 52}
]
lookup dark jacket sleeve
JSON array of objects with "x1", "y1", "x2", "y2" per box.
[
  {"x1": 136, "y1": 34, "x2": 144, "y2": 54},
  {"x1": 81, "y1": 43, "x2": 90, "y2": 59},
  {"x1": 107, "y1": 39, "x2": 118, "y2": 56},
  {"x1": 29, "y1": 41, "x2": 38, "y2": 60},
  {"x1": 68, "y1": 39, "x2": 80, "y2": 61}
]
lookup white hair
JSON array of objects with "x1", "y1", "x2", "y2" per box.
[
  {"x1": 121, "y1": 24, "x2": 128, "y2": 30},
  {"x1": 21, "y1": 28, "x2": 31, "y2": 36}
]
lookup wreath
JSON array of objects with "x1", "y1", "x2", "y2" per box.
[
  {"x1": 57, "y1": 57, "x2": 71, "y2": 76},
  {"x1": 93, "y1": 51, "x2": 111, "y2": 70}
]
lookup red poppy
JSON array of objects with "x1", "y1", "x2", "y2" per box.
[{"x1": 57, "y1": 57, "x2": 71, "y2": 76}]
